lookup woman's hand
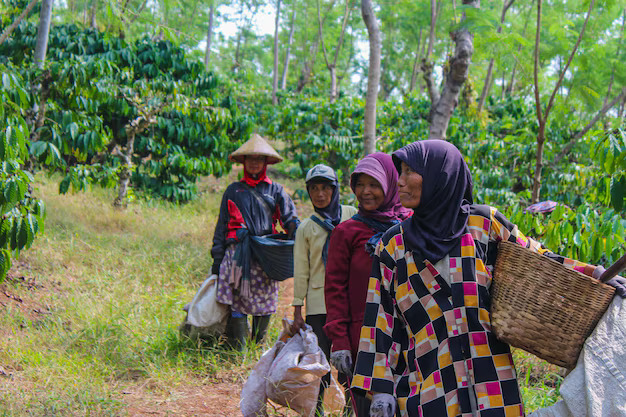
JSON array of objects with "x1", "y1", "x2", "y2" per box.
[
  {"x1": 330, "y1": 350, "x2": 352, "y2": 377},
  {"x1": 370, "y1": 393, "x2": 396, "y2": 417},
  {"x1": 291, "y1": 306, "x2": 305, "y2": 333},
  {"x1": 593, "y1": 266, "x2": 626, "y2": 298}
]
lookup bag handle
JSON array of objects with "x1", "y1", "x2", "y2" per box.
[{"x1": 599, "y1": 253, "x2": 626, "y2": 283}]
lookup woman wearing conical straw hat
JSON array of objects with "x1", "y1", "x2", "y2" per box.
[{"x1": 210, "y1": 133, "x2": 300, "y2": 350}]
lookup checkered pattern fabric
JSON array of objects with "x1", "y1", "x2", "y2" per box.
[{"x1": 352, "y1": 205, "x2": 592, "y2": 416}]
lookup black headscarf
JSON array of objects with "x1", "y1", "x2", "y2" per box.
[
  {"x1": 307, "y1": 177, "x2": 342, "y2": 226},
  {"x1": 392, "y1": 140, "x2": 473, "y2": 264}
]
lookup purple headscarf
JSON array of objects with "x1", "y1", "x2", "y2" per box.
[
  {"x1": 392, "y1": 140, "x2": 473, "y2": 263},
  {"x1": 350, "y1": 152, "x2": 413, "y2": 222}
]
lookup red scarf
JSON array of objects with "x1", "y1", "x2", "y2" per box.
[{"x1": 242, "y1": 164, "x2": 271, "y2": 187}]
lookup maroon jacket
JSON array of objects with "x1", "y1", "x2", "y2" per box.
[{"x1": 323, "y1": 218, "x2": 377, "y2": 358}]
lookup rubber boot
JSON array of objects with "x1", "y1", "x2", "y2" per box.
[
  {"x1": 251, "y1": 315, "x2": 271, "y2": 344},
  {"x1": 228, "y1": 316, "x2": 249, "y2": 351}
]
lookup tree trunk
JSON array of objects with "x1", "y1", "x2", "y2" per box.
[
  {"x1": 114, "y1": 99, "x2": 166, "y2": 207},
  {"x1": 281, "y1": 5, "x2": 296, "y2": 90},
  {"x1": 429, "y1": 0, "x2": 479, "y2": 140},
  {"x1": 89, "y1": 0, "x2": 97, "y2": 28},
  {"x1": 421, "y1": 0, "x2": 438, "y2": 103},
  {"x1": 204, "y1": 1, "x2": 216, "y2": 71},
  {"x1": 297, "y1": 37, "x2": 320, "y2": 91},
  {"x1": 418, "y1": 27, "x2": 428, "y2": 97},
  {"x1": 114, "y1": 133, "x2": 136, "y2": 208},
  {"x1": 34, "y1": 0, "x2": 53, "y2": 69},
  {"x1": 477, "y1": 0, "x2": 514, "y2": 113},
  {"x1": 272, "y1": 0, "x2": 282, "y2": 105},
  {"x1": 477, "y1": 59, "x2": 495, "y2": 112},
  {"x1": 232, "y1": 2, "x2": 246, "y2": 72},
  {"x1": 0, "y1": 0, "x2": 38, "y2": 46},
  {"x1": 530, "y1": 0, "x2": 594, "y2": 203},
  {"x1": 409, "y1": 28, "x2": 423, "y2": 93},
  {"x1": 361, "y1": 0, "x2": 380, "y2": 155}
]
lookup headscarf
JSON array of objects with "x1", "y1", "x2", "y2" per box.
[
  {"x1": 307, "y1": 173, "x2": 341, "y2": 226},
  {"x1": 350, "y1": 152, "x2": 412, "y2": 222},
  {"x1": 392, "y1": 139, "x2": 473, "y2": 264},
  {"x1": 242, "y1": 163, "x2": 269, "y2": 187}
]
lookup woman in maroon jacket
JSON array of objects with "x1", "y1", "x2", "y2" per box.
[{"x1": 324, "y1": 152, "x2": 412, "y2": 415}]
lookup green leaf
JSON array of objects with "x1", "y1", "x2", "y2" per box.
[
  {"x1": 68, "y1": 122, "x2": 79, "y2": 140},
  {"x1": 59, "y1": 176, "x2": 71, "y2": 194},
  {"x1": 0, "y1": 249, "x2": 11, "y2": 282},
  {"x1": 611, "y1": 177, "x2": 625, "y2": 212}
]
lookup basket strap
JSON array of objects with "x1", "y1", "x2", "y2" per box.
[{"x1": 599, "y1": 253, "x2": 626, "y2": 283}]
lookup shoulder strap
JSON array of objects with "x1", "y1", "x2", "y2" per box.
[
  {"x1": 241, "y1": 182, "x2": 275, "y2": 218},
  {"x1": 351, "y1": 213, "x2": 398, "y2": 233},
  {"x1": 310, "y1": 215, "x2": 335, "y2": 233}
]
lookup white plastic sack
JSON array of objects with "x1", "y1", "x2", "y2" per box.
[
  {"x1": 240, "y1": 319, "x2": 332, "y2": 417},
  {"x1": 241, "y1": 340, "x2": 284, "y2": 417},
  {"x1": 180, "y1": 274, "x2": 229, "y2": 337},
  {"x1": 265, "y1": 322, "x2": 331, "y2": 417}
]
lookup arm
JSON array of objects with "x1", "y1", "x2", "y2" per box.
[
  {"x1": 274, "y1": 184, "x2": 300, "y2": 235},
  {"x1": 352, "y1": 239, "x2": 407, "y2": 395},
  {"x1": 323, "y1": 225, "x2": 353, "y2": 353},
  {"x1": 292, "y1": 225, "x2": 310, "y2": 331},
  {"x1": 210, "y1": 190, "x2": 231, "y2": 275},
  {"x1": 487, "y1": 206, "x2": 596, "y2": 276}
]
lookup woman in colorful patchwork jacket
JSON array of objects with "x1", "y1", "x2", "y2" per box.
[
  {"x1": 351, "y1": 140, "x2": 626, "y2": 417},
  {"x1": 324, "y1": 152, "x2": 412, "y2": 416},
  {"x1": 210, "y1": 133, "x2": 299, "y2": 350},
  {"x1": 291, "y1": 164, "x2": 357, "y2": 416}
]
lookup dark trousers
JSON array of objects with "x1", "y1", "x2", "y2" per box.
[{"x1": 306, "y1": 314, "x2": 370, "y2": 416}]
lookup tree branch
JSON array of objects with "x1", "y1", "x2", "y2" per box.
[
  {"x1": 317, "y1": 0, "x2": 332, "y2": 69},
  {"x1": 544, "y1": 0, "x2": 595, "y2": 120},
  {"x1": 332, "y1": 0, "x2": 353, "y2": 67},
  {"x1": 533, "y1": 0, "x2": 543, "y2": 126},
  {"x1": 0, "y1": 0, "x2": 38, "y2": 46},
  {"x1": 554, "y1": 88, "x2": 626, "y2": 164}
]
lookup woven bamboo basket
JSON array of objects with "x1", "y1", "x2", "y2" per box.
[{"x1": 491, "y1": 241, "x2": 615, "y2": 369}]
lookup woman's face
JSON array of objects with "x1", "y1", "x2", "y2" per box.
[
  {"x1": 308, "y1": 182, "x2": 334, "y2": 209},
  {"x1": 397, "y1": 161, "x2": 423, "y2": 208},
  {"x1": 244, "y1": 155, "x2": 266, "y2": 176},
  {"x1": 354, "y1": 173, "x2": 385, "y2": 211}
]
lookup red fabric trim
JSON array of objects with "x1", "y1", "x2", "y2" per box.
[
  {"x1": 226, "y1": 199, "x2": 245, "y2": 240},
  {"x1": 272, "y1": 205, "x2": 282, "y2": 233},
  {"x1": 242, "y1": 165, "x2": 272, "y2": 187}
]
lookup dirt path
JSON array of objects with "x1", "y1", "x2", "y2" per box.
[{"x1": 121, "y1": 280, "x2": 297, "y2": 417}]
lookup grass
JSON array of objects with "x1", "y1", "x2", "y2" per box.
[
  {"x1": 0, "y1": 171, "x2": 562, "y2": 415},
  {"x1": 0, "y1": 172, "x2": 280, "y2": 416}
]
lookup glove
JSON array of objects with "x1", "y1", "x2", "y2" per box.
[
  {"x1": 370, "y1": 393, "x2": 396, "y2": 417},
  {"x1": 330, "y1": 350, "x2": 352, "y2": 377},
  {"x1": 593, "y1": 266, "x2": 626, "y2": 298}
]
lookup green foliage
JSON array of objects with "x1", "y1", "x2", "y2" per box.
[
  {"x1": 263, "y1": 92, "x2": 625, "y2": 266},
  {"x1": 0, "y1": 64, "x2": 45, "y2": 281},
  {"x1": 594, "y1": 128, "x2": 626, "y2": 212},
  {"x1": 1, "y1": 22, "x2": 252, "y2": 203}
]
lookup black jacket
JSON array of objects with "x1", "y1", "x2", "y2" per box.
[{"x1": 210, "y1": 179, "x2": 299, "y2": 275}]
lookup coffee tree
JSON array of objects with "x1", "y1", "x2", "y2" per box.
[
  {"x1": 0, "y1": 64, "x2": 45, "y2": 281},
  {"x1": 1, "y1": 22, "x2": 251, "y2": 203}
]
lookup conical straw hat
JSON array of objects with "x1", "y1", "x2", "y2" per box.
[{"x1": 229, "y1": 133, "x2": 283, "y2": 165}]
